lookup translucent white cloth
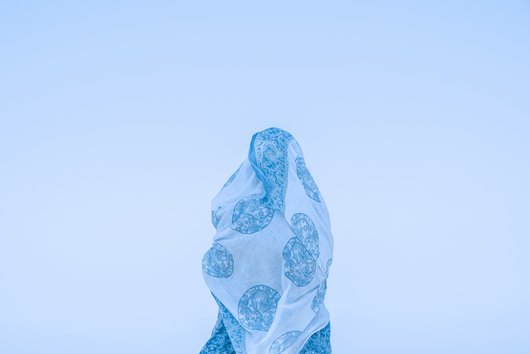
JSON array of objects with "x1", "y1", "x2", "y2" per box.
[{"x1": 202, "y1": 127, "x2": 334, "y2": 354}]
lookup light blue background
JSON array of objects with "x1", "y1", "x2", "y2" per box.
[{"x1": 1, "y1": 1, "x2": 529, "y2": 353}]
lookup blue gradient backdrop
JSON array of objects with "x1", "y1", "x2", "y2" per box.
[{"x1": 1, "y1": 1, "x2": 529, "y2": 353}]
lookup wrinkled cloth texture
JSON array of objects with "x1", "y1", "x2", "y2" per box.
[{"x1": 200, "y1": 127, "x2": 334, "y2": 354}]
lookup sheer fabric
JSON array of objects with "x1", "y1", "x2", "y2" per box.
[{"x1": 201, "y1": 127, "x2": 334, "y2": 354}]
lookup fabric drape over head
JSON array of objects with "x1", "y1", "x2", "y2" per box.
[{"x1": 201, "y1": 127, "x2": 334, "y2": 354}]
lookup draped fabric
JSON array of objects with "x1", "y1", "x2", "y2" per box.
[{"x1": 200, "y1": 127, "x2": 334, "y2": 354}]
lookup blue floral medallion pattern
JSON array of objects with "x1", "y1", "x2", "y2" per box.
[
  {"x1": 202, "y1": 243, "x2": 234, "y2": 278},
  {"x1": 269, "y1": 331, "x2": 302, "y2": 354},
  {"x1": 290, "y1": 213, "x2": 319, "y2": 259},
  {"x1": 311, "y1": 280, "x2": 327, "y2": 313},
  {"x1": 311, "y1": 258, "x2": 331, "y2": 313},
  {"x1": 282, "y1": 237, "x2": 317, "y2": 287},
  {"x1": 300, "y1": 322, "x2": 331, "y2": 354},
  {"x1": 206, "y1": 293, "x2": 247, "y2": 354},
  {"x1": 211, "y1": 207, "x2": 222, "y2": 229},
  {"x1": 231, "y1": 194, "x2": 275, "y2": 234},
  {"x1": 199, "y1": 309, "x2": 236, "y2": 354},
  {"x1": 238, "y1": 285, "x2": 281, "y2": 331},
  {"x1": 295, "y1": 157, "x2": 321, "y2": 203},
  {"x1": 217, "y1": 298, "x2": 247, "y2": 353},
  {"x1": 248, "y1": 127, "x2": 293, "y2": 212}
]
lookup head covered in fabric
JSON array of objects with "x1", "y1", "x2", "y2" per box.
[{"x1": 202, "y1": 127, "x2": 333, "y2": 354}]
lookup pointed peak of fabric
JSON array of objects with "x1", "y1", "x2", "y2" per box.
[
  {"x1": 257, "y1": 126, "x2": 294, "y2": 137},
  {"x1": 248, "y1": 127, "x2": 295, "y2": 212}
]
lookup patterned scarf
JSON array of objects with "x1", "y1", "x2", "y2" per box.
[{"x1": 201, "y1": 127, "x2": 334, "y2": 354}]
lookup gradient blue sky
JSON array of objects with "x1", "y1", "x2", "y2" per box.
[{"x1": 1, "y1": 1, "x2": 529, "y2": 353}]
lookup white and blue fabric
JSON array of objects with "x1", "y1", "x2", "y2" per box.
[{"x1": 201, "y1": 127, "x2": 334, "y2": 354}]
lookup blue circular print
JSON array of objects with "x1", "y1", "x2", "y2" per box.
[
  {"x1": 202, "y1": 243, "x2": 234, "y2": 278},
  {"x1": 231, "y1": 194, "x2": 275, "y2": 234},
  {"x1": 290, "y1": 213, "x2": 319, "y2": 259},
  {"x1": 283, "y1": 237, "x2": 317, "y2": 287},
  {"x1": 211, "y1": 207, "x2": 222, "y2": 229},
  {"x1": 269, "y1": 331, "x2": 301, "y2": 354},
  {"x1": 238, "y1": 285, "x2": 281, "y2": 331},
  {"x1": 311, "y1": 279, "x2": 327, "y2": 313},
  {"x1": 295, "y1": 157, "x2": 321, "y2": 202}
]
